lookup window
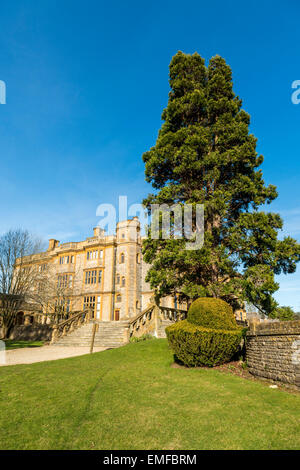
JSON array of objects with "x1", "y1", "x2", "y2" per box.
[
  {"x1": 55, "y1": 298, "x2": 71, "y2": 313},
  {"x1": 96, "y1": 296, "x2": 101, "y2": 319},
  {"x1": 83, "y1": 296, "x2": 96, "y2": 310},
  {"x1": 116, "y1": 274, "x2": 120, "y2": 284},
  {"x1": 136, "y1": 300, "x2": 140, "y2": 309},
  {"x1": 116, "y1": 294, "x2": 121, "y2": 302},
  {"x1": 99, "y1": 250, "x2": 103, "y2": 259},
  {"x1": 87, "y1": 250, "x2": 99, "y2": 260},
  {"x1": 57, "y1": 274, "x2": 73, "y2": 288},
  {"x1": 85, "y1": 270, "x2": 96, "y2": 284},
  {"x1": 85, "y1": 269, "x2": 102, "y2": 285},
  {"x1": 121, "y1": 277, "x2": 125, "y2": 287},
  {"x1": 37, "y1": 281, "x2": 44, "y2": 292},
  {"x1": 120, "y1": 253, "x2": 125, "y2": 263},
  {"x1": 136, "y1": 253, "x2": 141, "y2": 263},
  {"x1": 59, "y1": 256, "x2": 73, "y2": 265},
  {"x1": 91, "y1": 270, "x2": 97, "y2": 284}
]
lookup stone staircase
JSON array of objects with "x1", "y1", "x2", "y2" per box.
[
  {"x1": 157, "y1": 319, "x2": 174, "y2": 338},
  {"x1": 50, "y1": 305, "x2": 187, "y2": 349},
  {"x1": 53, "y1": 320, "x2": 129, "y2": 349}
]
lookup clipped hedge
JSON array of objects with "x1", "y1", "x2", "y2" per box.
[
  {"x1": 187, "y1": 297, "x2": 238, "y2": 331},
  {"x1": 166, "y1": 319, "x2": 243, "y2": 367}
]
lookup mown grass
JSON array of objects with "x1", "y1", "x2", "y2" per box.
[
  {"x1": 3, "y1": 340, "x2": 44, "y2": 350},
  {"x1": 0, "y1": 339, "x2": 299, "y2": 450}
]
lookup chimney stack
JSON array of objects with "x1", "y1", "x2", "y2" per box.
[
  {"x1": 93, "y1": 227, "x2": 105, "y2": 237},
  {"x1": 48, "y1": 239, "x2": 59, "y2": 251}
]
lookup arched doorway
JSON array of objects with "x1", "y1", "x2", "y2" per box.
[{"x1": 16, "y1": 312, "x2": 25, "y2": 326}]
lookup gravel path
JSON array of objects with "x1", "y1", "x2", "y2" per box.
[{"x1": 1, "y1": 345, "x2": 107, "y2": 366}]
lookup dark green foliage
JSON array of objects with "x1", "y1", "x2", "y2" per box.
[
  {"x1": 142, "y1": 51, "x2": 300, "y2": 315},
  {"x1": 187, "y1": 297, "x2": 238, "y2": 330},
  {"x1": 166, "y1": 320, "x2": 242, "y2": 367},
  {"x1": 167, "y1": 297, "x2": 242, "y2": 367},
  {"x1": 269, "y1": 306, "x2": 296, "y2": 321}
]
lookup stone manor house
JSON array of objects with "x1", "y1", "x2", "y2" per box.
[
  {"x1": 13, "y1": 216, "x2": 248, "y2": 325},
  {"x1": 18, "y1": 217, "x2": 178, "y2": 322}
]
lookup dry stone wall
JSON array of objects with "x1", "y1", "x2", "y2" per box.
[{"x1": 246, "y1": 320, "x2": 300, "y2": 387}]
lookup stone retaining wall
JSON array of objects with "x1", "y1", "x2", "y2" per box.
[
  {"x1": 246, "y1": 320, "x2": 300, "y2": 387},
  {"x1": 9, "y1": 324, "x2": 53, "y2": 342}
]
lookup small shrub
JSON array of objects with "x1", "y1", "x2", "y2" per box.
[
  {"x1": 129, "y1": 334, "x2": 154, "y2": 343},
  {"x1": 166, "y1": 320, "x2": 243, "y2": 367},
  {"x1": 187, "y1": 297, "x2": 238, "y2": 331}
]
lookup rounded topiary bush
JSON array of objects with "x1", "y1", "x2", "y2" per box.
[
  {"x1": 187, "y1": 297, "x2": 238, "y2": 331},
  {"x1": 166, "y1": 319, "x2": 243, "y2": 367}
]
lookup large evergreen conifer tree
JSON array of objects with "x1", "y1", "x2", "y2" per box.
[{"x1": 142, "y1": 51, "x2": 300, "y2": 314}]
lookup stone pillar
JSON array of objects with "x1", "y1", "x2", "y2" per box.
[
  {"x1": 248, "y1": 318, "x2": 260, "y2": 335},
  {"x1": 24, "y1": 313, "x2": 31, "y2": 325},
  {"x1": 154, "y1": 305, "x2": 160, "y2": 337}
]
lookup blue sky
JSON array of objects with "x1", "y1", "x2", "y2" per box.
[{"x1": 0, "y1": 0, "x2": 300, "y2": 308}]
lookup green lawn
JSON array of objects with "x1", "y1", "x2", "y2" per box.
[
  {"x1": 3, "y1": 340, "x2": 44, "y2": 350},
  {"x1": 0, "y1": 339, "x2": 299, "y2": 450}
]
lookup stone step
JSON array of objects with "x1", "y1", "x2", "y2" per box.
[
  {"x1": 56, "y1": 334, "x2": 125, "y2": 339},
  {"x1": 157, "y1": 320, "x2": 173, "y2": 338},
  {"x1": 56, "y1": 335, "x2": 125, "y2": 340},
  {"x1": 67, "y1": 332, "x2": 125, "y2": 336},
  {"x1": 55, "y1": 337, "x2": 125, "y2": 342},
  {"x1": 52, "y1": 319, "x2": 129, "y2": 349},
  {"x1": 52, "y1": 317, "x2": 175, "y2": 348}
]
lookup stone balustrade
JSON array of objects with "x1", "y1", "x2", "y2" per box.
[
  {"x1": 50, "y1": 308, "x2": 93, "y2": 344},
  {"x1": 159, "y1": 306, "x2": 187, "y2": 322},
  {"x1": 128, "y1": 304, "x2": 187, "y2": 340}
]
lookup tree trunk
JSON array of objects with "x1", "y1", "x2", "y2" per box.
[{"x1": 1, "y1": 325, "x2": 10, "y2": 339}]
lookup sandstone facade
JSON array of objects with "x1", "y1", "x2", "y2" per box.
[{"x1": 17, "y1": 218, "x2": 177, "y2": 321}]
